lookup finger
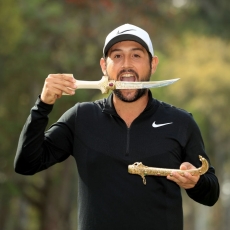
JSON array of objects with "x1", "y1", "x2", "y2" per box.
[
  {"x1": 45, "y1": 74, "x2": 77, "y2": 95},
  {"x1": 50, "y1": 73, "x2": 76, "y2": 83},
  {"x1": 47, "y1": 74, "x2": 77, "y2": 90},
  {"x1": 180, "y1": 165, "x2": 187, "y2": 170},
  {"x1": 167, "y1": 176, "x2": 193, "y2": 189},
  {"x1": 168, "y1": 171, "x2": 195, "y2": 181},
  {"x1": 167, "y1": 172, "x2": 200, "y2": 188},
  {"x1": 167, "y1": 172, "x2": 187, "y2": 183},
  {"x1": 47, "y1": 84, "x2": 75, "y2": 96},
  {"x1": 180, "y1": 162, "x2": 195, "y2": 170},
  {"x1": 41, "y1": 74, "x2": 76, "y2": 104},
  {"x1": 51, "y1": 82, "x2": 76, "y2": 95}
]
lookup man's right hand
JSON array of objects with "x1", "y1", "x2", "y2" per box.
[{"x1": 41, "y1": 74, "x2": 77, "y2": 104}]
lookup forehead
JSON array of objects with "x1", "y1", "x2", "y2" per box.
[{"x1": 108, "y1": 40, "x2": 147, "y2": 53}]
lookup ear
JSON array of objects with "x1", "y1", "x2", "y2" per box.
[
  {"x1": 151, "y1": 56, "x2": 159, "y2": 74},
  {"x1": 100, "y1": 58, "x2": 107, "y2": 75}
]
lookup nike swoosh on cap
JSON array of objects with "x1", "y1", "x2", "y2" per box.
[
  {"x1": 152, "y1": 121, "x2": 173, "y2": 128},
  {"x1": 117, "y1": 29, "x2": 136, "y2": 34}
]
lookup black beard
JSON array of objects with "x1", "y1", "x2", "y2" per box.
[
  {"x1": 113, "y1": 88, "x2": 147, "y2": 102},
  {"x1": 108, "y1": 68, "x2": 152, "y2": 103}
]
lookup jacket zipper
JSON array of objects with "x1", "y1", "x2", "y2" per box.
[{"x1": 125, "y1": 127, "x2": 130, "y2": 156}]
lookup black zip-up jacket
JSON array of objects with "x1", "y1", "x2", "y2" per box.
[{"x1": 14, "y1": 91, "x2": 219, "y2": 230}]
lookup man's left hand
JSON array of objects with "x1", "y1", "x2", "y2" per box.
[{"x1": 166, "y1": 162, "x2": 200, "y2": 189}]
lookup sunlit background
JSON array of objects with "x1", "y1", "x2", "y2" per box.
[{"x1": 0, "y1": 0, "x2": 229, "y2": 229}]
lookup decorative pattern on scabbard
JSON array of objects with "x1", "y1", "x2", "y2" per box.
[{"x1": 128, "y1": 155, "x2": 209, "y2": 185}]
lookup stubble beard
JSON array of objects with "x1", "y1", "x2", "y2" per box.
[{"x1": 107, "y1": 68, "x2": 152, "y2": 103}]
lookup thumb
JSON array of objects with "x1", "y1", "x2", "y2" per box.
[{"x1": 180, "y1": 162, "x2": 195, "y2": 170}]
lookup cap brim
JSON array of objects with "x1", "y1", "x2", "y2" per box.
[{"x1": 103, "y1": 34, "x2": 150, "y2": 57}]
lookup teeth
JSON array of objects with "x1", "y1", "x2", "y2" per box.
[{"x1": 121, "y1": 74, "x2": 133, "y2": 77}]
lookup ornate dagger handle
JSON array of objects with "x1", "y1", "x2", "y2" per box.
[
  {"x1": 128, "y1": 155, "x2": 209, "y2": 185},
  {"x1": 63, "y1": 76, "x2": 114, "y2": 95},
  {"x1": 76, "y1": 76, "x2": 115, "y2": 94}
]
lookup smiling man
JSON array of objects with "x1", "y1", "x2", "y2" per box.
[
  {"x1": 101, "y1": 25, "x2": 158, "y2": 104},
  {"x1": 14, "y1": 24, "x2": 219, "y2": 230},
  {"x1": 101, "y1": 40, "x2": 156, "y2": 103}
]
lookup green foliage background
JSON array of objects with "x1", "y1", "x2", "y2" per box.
[{"x1": 0, "y1": 0, "x2": 229, "y2": 229}]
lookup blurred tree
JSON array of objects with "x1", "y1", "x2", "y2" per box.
[
  {"x1": 0, "y1": 0, "x2": 24, "y2": 229},
  {"x1": 0, "y1": 0, "x2": 24, "y2": 56},
  {"x1": 194, "y1": 0, "x2": 230, "y2": 38},
  {"x1": 0, "y1": 0, "x2": 229, "y2": 229}
]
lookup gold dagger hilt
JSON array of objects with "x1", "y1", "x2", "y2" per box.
[
  {"x1": 128, "y1": 155, "x2": 209, "y2": 185},
  {"x1": 63, "y1": 76, "x2": 115, "y2": 95}
]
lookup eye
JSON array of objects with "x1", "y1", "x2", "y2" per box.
[
  {"x1": 133, "y1": 54, "x2": 141, "y2": 58},
  {"x1": 114, "y1": 54, "x2": 121, "y2": 58}
]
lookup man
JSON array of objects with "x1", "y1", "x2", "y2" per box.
[{"x1": 14, "y1": 24, "x2": 219, "y2": 230}]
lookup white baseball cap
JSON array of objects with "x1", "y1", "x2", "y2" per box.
[{"x1": 103, "y1": 24, "x2": 154, "y2": 57}]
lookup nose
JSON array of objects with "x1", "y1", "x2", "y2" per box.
[{"x1": 121, "y1": 55, "x2": 133, "y2": 69}]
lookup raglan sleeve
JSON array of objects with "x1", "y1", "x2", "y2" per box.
[
  {"x1": 14, "y1": 96, "x2": 76, "y2": 175},
  {"x1": 182, "y1": 115, "x2": 220, "y2": 206}
]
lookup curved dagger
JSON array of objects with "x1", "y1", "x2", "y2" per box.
[
  {"x1": 63, "y1": 76, "x2": 180, "y2": 94},
  {"x1": 128, "y1": 155, "x2": 209, "y2": 185}
]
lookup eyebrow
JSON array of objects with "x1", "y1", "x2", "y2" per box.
[{"x1": 109, "y1": 47, "x2": 145, "y2": 55}]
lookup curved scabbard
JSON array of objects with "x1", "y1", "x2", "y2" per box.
[{"x1": 128, "y1": 155, "x2": 209, "y2": 185}]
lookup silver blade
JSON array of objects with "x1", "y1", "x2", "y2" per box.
[{"x1": 114, "y1": 78, "x2": 180, "y2": 89}]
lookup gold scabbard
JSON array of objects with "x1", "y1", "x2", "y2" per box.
[{"x1": 128, "y1": 155, "x2": 209, "y2": 185}]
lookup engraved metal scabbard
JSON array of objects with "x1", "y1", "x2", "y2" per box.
[{"x1": 128, "y1": 155, "x2": 209, "y2": 185}]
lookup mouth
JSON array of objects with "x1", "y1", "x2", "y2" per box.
[{"x1": 120, "y1": 73, "x2": 136, "y2": 82}]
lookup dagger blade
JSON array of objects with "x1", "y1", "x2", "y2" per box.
[{"x1": 114, "y1": 78, "x2": 180, "y2": 90}]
